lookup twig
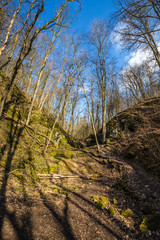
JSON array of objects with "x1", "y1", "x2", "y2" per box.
[
  {"x1": 25, "y1": 127, "x2": 45, "y2": 146},
  {"x1": 4, "y1": 113, "x2": 55, "y2": 145}
]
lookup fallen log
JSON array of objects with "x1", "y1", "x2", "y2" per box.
[{"x1": 37, "y1": 174, "x2": 80, "y2": 179}]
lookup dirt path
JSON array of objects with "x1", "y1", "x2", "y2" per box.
[{"x1": 0, "y1": 146, "x2": 160, "y2": 240}]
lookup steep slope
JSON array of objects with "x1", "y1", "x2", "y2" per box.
[
  {"x1": 0, "y1": 71, "x2": 82, "y2": 191},
  {"x1": 86, "y1": 97, "x2": 160, "y2": 176}
]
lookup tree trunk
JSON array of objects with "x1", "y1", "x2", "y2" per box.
[
  {"x1": 77, "y1": 67, "x2": 100, "y2": 152},
  {"x1": 26, "y1": 24, "x2": 62, "y2": 125},
  {"x1": 44, "y1": 96, "x2": 65, "y2": 152},
  {"x1": 102, "y1": 91, "x2": 106, "y2": 143},
  {"x1": 0, "y1": 0, "x2": 22, "y2": 58}
]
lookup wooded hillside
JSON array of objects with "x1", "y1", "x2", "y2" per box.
[{"x1": 0, "y1": 1, "x2": 160, "y2": 240}]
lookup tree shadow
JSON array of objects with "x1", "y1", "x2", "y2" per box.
[
  {"x1": 48, "y1": 181, "x2": 132, "y2": 240},
  {"x1": 0, "y1": 105, "x2": 34, "y2": 240},
  {"x1": 81, "y1": 149, "x2": 109, "y2": 165},
  {"x1": 0, "y1": 113, "x2": 156, "y2": 240},
  {"x1": 39, "y1": 190, "x2": 78, "y2": 240}
]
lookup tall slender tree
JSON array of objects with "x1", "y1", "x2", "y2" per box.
[{"x1": 87, "y1": 19, "x2": 112, "y2": 143}]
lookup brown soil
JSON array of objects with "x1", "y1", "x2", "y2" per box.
[{"x1": 0, "y1": 145, "x2": 160, "y2": 240}]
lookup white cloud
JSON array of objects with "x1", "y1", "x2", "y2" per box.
[
  {"x1": 110, "y1": 22, "x2": 126, "y2": 50},
  {"x1": 112, "y1": 21, "x2": 160, "y2": 68},
  {"x1": 123, "y1": 41, "x2": 160, "y2": 70},
  {"x1": 79, "y1": 82, "x2": 90, "y2": 93},
  {"x1": 128, "y1": 48, "x2": 151, "y2": 66}
]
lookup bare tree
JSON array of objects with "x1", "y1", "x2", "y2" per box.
[
  {"x1": 87, "y1": 19, "x2": 112, "y2": 143},
  {"x1": 0, "y1": 0, "x2": 22, "y2": 58},
  {"x1": 115, "y1": 0, "x2": 160, "y2": 67},
  {"x1": 67, "y1": 82, "x2": 80, "y2": 135},
  {"x1": 25, "y1": 26, "x2": 61, "y2": 125},
  {"x1": 75, "y1": 47, "x2": 100, "y2": 151},
  {"x1": 44, "y1": 94, "x2": 65, "y2": 152},
  {"x1": 60, "y1": 53, "x2": 77, "y2": 127},
  {"x1": 107, "y1": 74, "x2": 122, "y2": 119},
  {"x1": 0, "y1": 0, "x2": 80, "y2": 118},
  {"x1": 121, "y1": 61, "x2": 159, "y2": 102}
]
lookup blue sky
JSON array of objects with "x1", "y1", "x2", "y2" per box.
[
  {"x1": 44, "y1": 0, "x2": 130, "y2": 70},
  {"x1": 44, "y1": 0, "x2": 160, "y2": 71},
  {"x1": 71, "y1": 0, "x2": 129, "y2": 70},
  {"x1": 72, "y1": 0, "x2": 116, "y2": 33},
  {"x1": 45, "y1": 0, "x2": 116, "y2": 33}
]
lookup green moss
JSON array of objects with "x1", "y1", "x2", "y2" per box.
[
  {"x1": 14, "y1": 187, "x2": 23, "y2": 192},
  {"x1": 139, "y1": 217, "x2": 148, "y2": 233},
  {"x1": 106, "y1": 139, "x2": 111, "y2": 144},
  {"x1": 30, "y1": 171, "x2": 40, "y2": 182},
  {"x1": 68, "y1": 185, "x2": 79, "y2": 191},
  {"x1": 64, "y1": 151, "x2": 73, "y2": 159},
  {"x1": 50, "y1": 166, "x2": 57, "y2": 173},
  {"x1": 29, "y1": 112, "x2": 42, "y2": 125},
  {"x1": 41, "y1": 180, "x2": 47, "y2": 187},
  {"x1": 53, "y1": 188, "x2": 60, "y2": 193},
  {"x1": 90, "y1": 195, "x2": 99, "y2": 202},
  {"x1": 0, "y1": 160, "x2": 5, "y2": 167},
  {"x1": 100, "y1": 196, "x2": 109, "y2": 204},
  {"x1": 13, "y1": 172, "x2": 26, "y2": 182},
  {"x1": 121, "y1": 208, "x2": 134, "y2": 218},
  {"x1": 41, "y1": 167, "x2": 50, "y2": 174},
  {"x1": 23, "y1": 192, "x2": 28, "y2": 198},
  {"x1": 92, "y1": 172, "x2": 104, "y2": 178},
  {"x1": 60, "y1": 138, "x2": 71, "y2": 149},
  {"x1": 93, "y1": 196, "x2": 110, "y2": 209},
  {"x1": 113, "y1": 198, "x2": 118, "y2": 206},
  {"x1": 95, "y1": 200, "x2": 105, "y2": 209},
  {"x1": 0, "y1": 70, "x2": 7, "y2": 79},
  {"x1": 52, "y1": 150, "x2": 73, "y2": 159},
  {"x1": 108, "y1": 206, "x2": 115, "y2": 216}
]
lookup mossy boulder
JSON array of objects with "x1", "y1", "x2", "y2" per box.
[
  {"x1": 121, "y1": 208, "x2": 134, "y2": 218},
  {"x1": 139, "y1": 215, "x2": 160, "y2": 233},
  {"x1": 90, "y1": 195, "x2": 99, "y2": 202},
  {"x1": 139, "y1": 217, "x2": 148, "y2": 233},
  {"x1": 91, "y1": 196, "x2": 109, "y2": 209},
  {"x1": 100, "y1": 196, "x2": 109, "y2": 204},
  {"x1": 108, "y1": 206, "x2": 115, "y2": 216},
  {"x1": 95, "y1": 200, "x2": 106, "y2": 209},
  {"x1": 113, "y1": 198, "x2": 118, "y2": 206}
]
